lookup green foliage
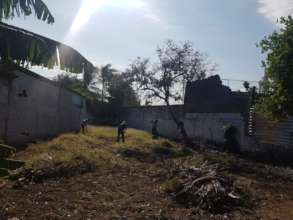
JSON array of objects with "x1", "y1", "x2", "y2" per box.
[
  {"x1": 163, "y1": 177, "x2": 184, "y2": 193},
  {"x1": 126, "y1": 40, "x2": 214, "y2": 145},
  {"x1": 257, "y1": 16, "x2": 293, "y2": 120},
  {"x1": 98, "y1": 64, "x2": 140, "y2": 107},
  {"x1": 101, "y1": 64, "x2": 116, "y2": 80},
  {"x1": 127, "y1": 40, "x2": 215, "y2": 105},
  {"x1": 0, "y1": 144, "x2": 24, "y2": 177},
  {"x1": 0, "y1": 143, "x2": 16, "y2": 158},
  {"x1": 0, "y1": 0, "x2": 54, "y2": 24},
  {"x1": 0, "y1": 168, "x2": 9, "y2": 177},
  {"x1": 0, "y1": 159, "x2": 25, "y2": 170},
  {"x1": 89, "y1": 73, "x2": 140, "y2": 124},
  {"x1": 0, "y1": 22, "x2": 94, "y2": 79},
  {"x1": 54, "y1": 74, "x2": 101, "y2": 101},
  {"x1": 99, "y1": 64, "x2": 117, "y2": 102},
  {"x1": 243, "y1": 81, "x2": 250, "y2": 91},
  {"x1": 106, "y1": 73, "x2": 140, "y2": 107}
]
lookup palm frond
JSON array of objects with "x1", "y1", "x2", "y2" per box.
[
  {"x1": 0, "y1": 22, "x2": 94, "y2": 79},
  {"x1": 0, "y1": 0, "x2": 54, "y2": 24}
]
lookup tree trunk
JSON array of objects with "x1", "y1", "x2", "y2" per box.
[
  {"x1": 165, "y1": 101, "x2": 193, "y2": 148},
  {"x1": 102, "y1": 79, "x2": 105, "y2": 102}
]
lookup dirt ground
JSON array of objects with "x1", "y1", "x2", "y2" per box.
[
  {"x1": 1, "y1": 158, "x2": 293, "y2": 220},
  {"x1": 1, "y1": 128, "x2": 293, "y2": 220}
]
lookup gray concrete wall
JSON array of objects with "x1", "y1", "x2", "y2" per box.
[
  {"x1": 0, "y1": 69, "x2": 86, "y2": 145},
  {"x1": 57, "y1": 89, "x2": 83, "y2": 134},
  {"x1": 184, "y1": 113, "x2": 244, "y2": 144},
  {"x1": 124, "y1": 106, "x2": 244, "y2": 145},
  {"x1": 0, "y1": 78, "x2": 9, "y2": 141},
  {"x1": 124, "y1": 105, "x2": 184, "y2": 138}
]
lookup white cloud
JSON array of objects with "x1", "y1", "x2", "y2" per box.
[{"x1": 258, "y1": 0, "x2": 293, "y2": 24}]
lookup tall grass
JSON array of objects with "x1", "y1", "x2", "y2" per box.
[{"x1": 15, "y1": 126, "x2": 182, "y2": 171}]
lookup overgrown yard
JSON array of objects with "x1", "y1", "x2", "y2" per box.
[{"x1": 1, "y1": 126, "x2": 293, "y2": 219}]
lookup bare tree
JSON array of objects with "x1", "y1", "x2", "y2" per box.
[{"x1": 127, "y1": 40, "x2": 215, "y2": 146}]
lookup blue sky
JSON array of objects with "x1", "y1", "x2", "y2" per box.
[{"x1": 6, "y1": 0, "x2": 292, "y2": 88}]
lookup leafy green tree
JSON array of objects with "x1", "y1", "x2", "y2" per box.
[
  {"x1": 54, "y1": 74, "x2": 101, "y2": 101},
  {"x1": 127, "y1": 40, "x2": 215, "y2": 145},
  {"x1": 257, "y1": 16, "x2": 293, "y2": 120},
  {"x1": 243, "y1": 81, "x2": 250, "y2": 92},
  {"x1": 0, "y1": 0, "x2": 54, "y2": 23},
  {"x1": 100, "y1": 64, "x2": 117, "y2": 102},
  {"x1": 97, "y1": 64, "x2": 139, "y2": 106},
  {"x1": 106, "y1": 73, "x2": 140, "y2": 107}
]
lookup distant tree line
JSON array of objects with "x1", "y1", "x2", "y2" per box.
[{"x1": 54, "y1": 65, "x2": 140, "y2": 108}]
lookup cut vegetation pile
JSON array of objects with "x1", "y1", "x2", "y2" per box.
[
  {"x1": 165, "y1": 161, "x2": 252, "y2": 213},
  {"x1": 10, "y1": 156, "x2": 98, "y2": 187}
]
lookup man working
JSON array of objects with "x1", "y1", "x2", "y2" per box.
[
  {"x1": 117, "y1": 120, "x2": 127, "y2": 142},
  {"x1": 80, "y1": 118, "x2": 88, "y2": 133},
  {"x1": 152, "y1": 119, "x2": 159, "y2": 139}
]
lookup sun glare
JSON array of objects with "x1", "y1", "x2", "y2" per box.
[
  {"x1": 69, "y1": 0, "x2": 102, "y2": 33},
  {"x1": 69, "y1": 0, "x2": 146, "y2": 33}
]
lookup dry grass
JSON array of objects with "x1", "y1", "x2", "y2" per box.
[
  {"x1": 13, "y1": 126, "x2": 293, "y2": 184},
  {"x1": 14, "y1": 126, "x2": 183, "y2": 172}
]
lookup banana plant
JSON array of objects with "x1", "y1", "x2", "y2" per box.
[
  {"x1": 0, "y1": 0, "x2": 54, "y2": 23},
  {"x1": 0, "y1": 144, "x2": 25, "y2": 177}
]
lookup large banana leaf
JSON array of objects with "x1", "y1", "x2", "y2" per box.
[
  {"x1": 0, "y1": 0, "x2": 54, "y2": 24},
  {"x1": 0, "y1": 22, "x2": 94, "y2": 82}
]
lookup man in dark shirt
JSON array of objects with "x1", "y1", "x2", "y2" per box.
[
  {"x1": 80, "y1": 118, "x2": 88, "y2": 133},
  {"x1": 117, "y1": 121, "x2": 127, "y2": 142},
  {"x1": 152, "y1": 119, "x2": 159, "y2": 139}
]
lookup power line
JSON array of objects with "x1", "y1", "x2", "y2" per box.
[{"x1": 222, "y1": 78, "x2": 259, "y2": 83}]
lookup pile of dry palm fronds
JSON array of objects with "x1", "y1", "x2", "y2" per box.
[{"x1": 168, "y1": 161, "x2": 250, "y2": 213}]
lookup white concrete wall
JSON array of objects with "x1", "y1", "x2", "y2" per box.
[
  {"x1": 1, "y1": 70, "x2": 86, "y2": 145},
  {"x1": 125, "y1": 106, "x2": 183, "y2": 138},
  {"x1": 184, "y1": 113, "x2": 244, "y2": 144},
  {"x1": 6, "y1": 71, "x2": 60, "y2": 143},
  {"x1": 125, "y1": 106, "x2": 244, "y2": 145},
  {"x1": 57, "y1": 89, "x2": 82, "y2": 133}
]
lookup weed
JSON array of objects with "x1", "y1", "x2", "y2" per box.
[{"x1": 163, "y1": 177, "x2": 184, "y2": 193}]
